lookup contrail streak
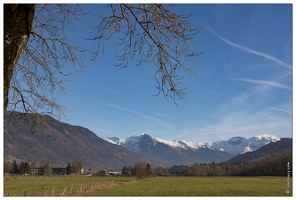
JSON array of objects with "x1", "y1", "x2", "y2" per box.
[
  {"x1": 267, "y1": 107, "x2": 292, "y2": 114},
  {"x1": 94, "y1": 101, "x2": 161, "y2": 122},
  {"x1": 229, "y1": 78, "x2": 291, "y2": 90},
  {"x1": 207, "y1": 27, "x2": 292, "y2": 69}
]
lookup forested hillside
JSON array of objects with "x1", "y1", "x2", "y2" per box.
[{"x1": 4, "y1": 111, "x2": 165, "y2": 171}]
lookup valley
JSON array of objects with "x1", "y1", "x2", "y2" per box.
[{"x1": 4, "y1": 111, "x2": 292, "y2": 172}]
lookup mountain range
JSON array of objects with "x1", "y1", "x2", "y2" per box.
[
  {"x1": 107, "y1": 134, "x2": 233, "y2": 166},
  {"x1": 4, "y1": 111, "x2": 291, "y2": 172},
  {"x1": 105, "y1": 133, "x2": 281, "y2": 157}
]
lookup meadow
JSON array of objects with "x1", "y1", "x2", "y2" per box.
[{"x1": 3, "y1": 175, "x2": 292, "y2": 196}]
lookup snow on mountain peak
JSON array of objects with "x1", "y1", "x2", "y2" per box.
[
  {"x1": 154, "y1": 138, "x2": 179, "y2": 148},
  {"x1": 123, "y1": 135, "x2": 141, "y2": 153},
  {"x1": 208, "y1": 134, "x2": 280, "y2": 155},
  {"x1": 105, "y1": 136, "x2": 125, "y2": 145},
  {"x1": 251, "y1": 134, "x2": 280, "y2": 142},
  {"x1": 105, "y1": 134, "x2": 281, "y2": 156},
  {"x1": 154, "y1": 138, "x2": 204, "y2": 151},
  {"x1": 242, "y1": 144, "x2": 252, "y2": 154}
]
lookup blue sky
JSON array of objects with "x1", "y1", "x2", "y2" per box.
[{"x1": 54, "y1": 4, "x2": 293, "y2": 143}]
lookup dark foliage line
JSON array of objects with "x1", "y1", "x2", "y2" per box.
[
  {"x1": 5, "y1": 154, "x2": 292, "y2": 178},
  {"x1": 119, "y1": 154, "x2": 292, "y2": 178},
  {"x1": 154, "y1": 154, "x2": 292, "y2": 177}
]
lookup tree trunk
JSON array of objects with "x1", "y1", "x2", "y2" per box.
[{"x1": 4, "y1": 4, "x2": 36, "y2": 110}]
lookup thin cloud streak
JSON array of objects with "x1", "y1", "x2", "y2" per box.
[
  {"x1": 196, "y1": 94, "x2": 256, "y2": 107},
  {"x1": 94, "y1": 100, "x2": 175, "y2": 130},
  {"x1": 180, "y1": 110, "x2": 292, "y2": 143},
  {"x1": 198, "y1": 121, "x2": 284, "y2": 136},
  {"x1": 196, "y1": 94, "x2": 292, "y2": 114},
  {"x1": 153, "y1": 112, "x2": 178, "y2": 119},
  {"x1": 267, "y1": 107, "x2": 292, "y2": 114},
  {"x1": 94, "y1": 100, "x2": 161, "y2": 122},
  {"x1": 229, "y1": 78, "x2": 291, "y2": 90},
  {"x1": 207, "y1": 27, "x2": 292, "y2": 69}
]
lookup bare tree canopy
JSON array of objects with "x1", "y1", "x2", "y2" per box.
[
  {"x1": 89, "y1": 4, "x2": 202, "y2": 102},
  {"x1": 4, "y1": 4, "x2": 202, "y2": 129},
  {"x1": 4, "y1": 4, "x2": 90, "y2": 120}
]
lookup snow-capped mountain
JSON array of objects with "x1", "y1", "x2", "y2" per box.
[
  {"x1": 105, "y1": 134, "x2": 281, "y2": 165},
  {"x1": 106, "y1": 134, "x2": 233, "y2": 165},
  {"x1": 105, "y1": 136, "x2": 125, "y2": 146},
  {"x1": 122, "y1": 135, "x2": 142, "y2": 153},
  {"x1": 106, "y1": 135, "x2": 142, "y2": 152},
  {"x1": 106, "y1": 133, "x2": 210, "y2": 152},
  {"x1": 155, "y1": 137, "x2": 207, "y2": 150},
  {"x1": 205, "y1": 134, "x2": 280, "y2": 156},
  {"x1": 228, "y1": 138, "x2": 292, "y2": 163}
]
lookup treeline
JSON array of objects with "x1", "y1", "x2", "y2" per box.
[
  {"x1": 8, "y1": 161, "x2": 31, "y2": 175},
  {"x1": 154, "y1": 154, "x2": 292, "y2": 177},
  {"x1": 4, "y1": 160, "x2": 84, "y2": 176},
  {"x1": 119, "y1": 154, "x2": 292, "y2": 179},
  {"x1": 4, "y1": 154, "x2": 292, "y2": 178}
]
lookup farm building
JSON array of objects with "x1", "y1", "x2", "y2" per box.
[
  {"x1": 98, "y1": 168, "x2": 109, "y2": 176},
  {"x1": 109, "y1": 171, "x2": 122, "y2": 176},
  {"x1": 49, "y1": 164, "x2": 68, "y2": 175},
  {"x1": 30, "y1": 164, "x2": 68, "y2": 175}
]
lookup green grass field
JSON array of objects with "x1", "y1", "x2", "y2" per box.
[{"x1": 4, "y1": 175, "x2": 292, "y2": 196}]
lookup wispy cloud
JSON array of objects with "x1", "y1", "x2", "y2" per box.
[
  {"x1": 94, "y1": 100, "x2": 175, "y2": 130},
  {"x1": 229, "y1": 78, "x2": 291, "y2": 90},
  {"x1": 182, "y1": 110, "x2": 292, "y2": 143},
  {"x1": 206, "y1": 27, "x2": 292, "y2": 69},
  {"x1": 223, "y1": 71, "x2": 291, "y2": 107},
  {"x1": 195, "y1": 94, "x2": 254, "y2": 106},
  {"x1": 267, "y1": 107, "x2": 292, "y2": 114},
  {"x1": 94, "y1": 101, "x2": 161, "y2": 122},
  {"x1": 153, "y1": 112, "x2": 178, "y2": 120},
  {"x1": 196, "y1": 94, "x2": 292, "y2": 115}
]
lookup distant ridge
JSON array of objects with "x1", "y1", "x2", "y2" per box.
[
  {"x1": 227, "y1": 138, "x2": 292, "y2": 163},
  {"x1": 205, "y1": 134, "x2": 280, "y2": 155},
  {"x1": 4, "y1": 111, "x2": 290, "y2": 172},
  {"x1": 122, "y1": 134, "x2": 233, "y2": 165},
  {"x1": 107, "y1": 133, "x2": 283, "y2": 166},
  {"x1": 4, "y1": 111, "x2": 162, "y2": 171},
  {"x1": 106, "y1": 133, "x2": 281, "y2": 157}
]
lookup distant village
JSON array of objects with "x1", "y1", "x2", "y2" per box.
[
  {"x1": 4, "y1": 159, "x2": 129, "y2": 177},
  {"x1": 4, "y1": 153, "x2": 292, "y2": 177}
]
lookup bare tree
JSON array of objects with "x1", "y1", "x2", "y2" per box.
[
  {"x1": 4, "y1": 4, "x2": 91, "y2": 127},
  {"x1": 71, "y1": 159, "x2": 83, "y2": 175},
  {"x1": 4, "y1": 4, "x2": 202, "y2": 131},
  {"x1": 89, "y1": 4, "x2": 202, "y2": 103},
  {"x1": 4, "y1": 4, "x2": 35, "y2": 111},
  {"x1": 133, "y1": 161, "x2": 148, "y2": 179}
]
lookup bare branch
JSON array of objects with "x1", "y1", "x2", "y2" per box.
[
  {"x1": 88, "y1": 4, "x2": 203, "y2": 104},
  {"x1": 5, "y1": 4, "x2": 94, "y2": 132}
]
